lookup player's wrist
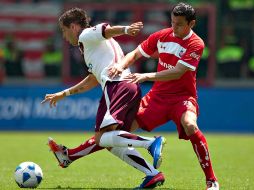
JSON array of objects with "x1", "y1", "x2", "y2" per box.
[
  {"x1": 63, "y1": 89, "x2": 71, "y2": 97},
  {"x1": 146, "y1": 73, "x2": 155, "y2": 81},
  {"x1": 123, "y1": 26, "x2": 130, "y2": 34}
]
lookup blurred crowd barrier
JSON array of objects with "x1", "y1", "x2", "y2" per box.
[
  {"x1": 0, "y1": 84, "x2": 253, "y2": 133},
  {"x1": 0, "y1": 2, "x2": 61, "y2": 81},
  {"x1": 0, "y1": 0, "x2": 253, "y2": 86}
]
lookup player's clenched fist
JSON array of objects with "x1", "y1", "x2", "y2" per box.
[{"x1": 126, "y1": 22, "x2": 143, "y2": 36}]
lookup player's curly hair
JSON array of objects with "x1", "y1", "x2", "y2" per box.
[
  {"x1": 172, "y1": 2, "x2": 196, "y2": 23},
  {"x1": 59, "y1": 7, "x2": 91, "y2": 28}
]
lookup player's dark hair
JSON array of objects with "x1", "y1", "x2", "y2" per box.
[
  {"x1": 172, "y1": 2, "x2": 196, "y2": 23},
  {"x1": 59, "y1": 7, "x2": 90, "y2": 28}
]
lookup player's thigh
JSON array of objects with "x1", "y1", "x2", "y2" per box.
[
  {"x1": 181, "y1": 110, "x2": 198, "y2": 127},
  {"x1": 121, "y1": 100, "x2": 140, "y2": 132},
  {"x1": 95, "y1": 81, "x2": 141, "y2": 132},
  {"x1": 172, "y1": 97, "x2": 199, "y2": 139},
  {"x1": 108, "y1": 81, "x2": 141, "y2": 132}
]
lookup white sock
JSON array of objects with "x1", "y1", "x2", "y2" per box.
[
  {"x1": 110, "y1": 147, "x2": 159, "y2": 176},
  {"x1": 99, "y1": 131, "x2": 154, "y2": 149}
]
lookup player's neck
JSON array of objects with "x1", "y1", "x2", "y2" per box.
[{"x1": 173, "y1": 29, "x2": 192, "y2": 40}]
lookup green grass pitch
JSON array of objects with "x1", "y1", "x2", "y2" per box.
[{"x1": 0, "y1": 132, "x2": 253, "y2": 190}]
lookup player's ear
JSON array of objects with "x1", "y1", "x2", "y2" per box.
[
  {"x1": 70, "y1": 23, "x2": 76, "y2": 31},
  {"x1": 189, "y1": 20, "x2": 196, "y2": 28}
]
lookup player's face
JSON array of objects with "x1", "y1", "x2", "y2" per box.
[
  {"x1": 59, "y1": 23, "x2": 79, "y2": 46},
  {"x1": 171, "y1": 14, "x2": 195, "y2": 38}
]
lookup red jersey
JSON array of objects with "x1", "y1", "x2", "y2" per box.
[{"x1": 139, "y1": 27, "x2": 204, "y2": 99}]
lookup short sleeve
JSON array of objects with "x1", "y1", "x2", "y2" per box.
[
  {"x1": 139, "y1": 31, "x2": 161, "y2": 58},
  {"x1": 178, "y1": 39, "x2": 204, "y2": 71},
  {"x1": 79, "y1": 23, "x2": 109, "y2": 43}
]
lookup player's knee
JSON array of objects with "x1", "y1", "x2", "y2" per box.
[
  {"x1": 182, "y1": 121, "x2": 198, "y2": 136},
  {"x1": 181, "y1": 111, "x2": 198, "y2": 135}
]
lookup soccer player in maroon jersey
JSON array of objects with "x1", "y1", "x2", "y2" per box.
[{"x1": 109, "y1": 2, "x2": 219, "y2": 190}]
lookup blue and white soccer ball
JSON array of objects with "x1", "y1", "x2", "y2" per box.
[{"x1": 14, "y1": 162, "x2": 43, "y2": 188}]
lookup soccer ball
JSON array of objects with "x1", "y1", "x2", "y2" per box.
[{"x1": 14, "y1": 162, "x2": 43, "y2": 188}]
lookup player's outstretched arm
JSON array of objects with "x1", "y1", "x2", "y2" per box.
[
  {"x1": 41, "y1": 74, "x2": 99, "y2": 107},
  {"x1": 108, "y1": 47, "x2": 142, "y2": 78},
  {"x1": 66, "y1": 74, "x2": 99, "y2": 95},
  {"x1": 104, "y1": 22, "x2": 143, "y2": 39},
  {"x1": 124, "y1": 62, "x2": 189, "y2": 83}
]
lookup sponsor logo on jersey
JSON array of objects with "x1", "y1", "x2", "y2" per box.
[
  {"x1": 190, "y1": 52, "x2": 200, "y2": 60},
  {"x1": 160, "y1": 45, "x2": 166, "y2": 50},
  {"x1": 159, "y1": 58, "x2": 175, "y2": 69},
  {"x1": 158, "y1": 41, "x2": 186, "y2": 58},
  {"x1": 179, "y1": 49, "x2": 185, "y2": 57}
]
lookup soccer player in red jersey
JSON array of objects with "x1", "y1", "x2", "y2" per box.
[{"x1": 109, "y1": 2, "x2": 219, "y2": 190}]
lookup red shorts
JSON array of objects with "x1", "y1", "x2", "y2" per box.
[{"x1": 136, "y1": 91, "x2": 199, "y2": 140}]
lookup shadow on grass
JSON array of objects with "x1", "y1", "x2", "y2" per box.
[
  {"x1": 38, "y1": 188, "x2": 174, "y2": 190},
  {"x1": 38, "y1": 188, "x2": 138, "y2": 190}
]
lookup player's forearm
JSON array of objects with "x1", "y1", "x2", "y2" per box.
[
  {"x1": 64, "y1": 75, "x2": 99, "y2": 96},
  {"x1": 104, "y1": 26, "x2": 128, "y2": 39},
  {"x1": 145, "y1": 69, "x2": 184, "y2": 81},
  {"x1": 121, "y1": 48, "x2": 141, "y2": 69},
  {"x1": 145, "y1": 62, "x2": 189, "y2": 82},
  {"x1": 121, "y1": 51, "x2": 136, "y2": 69},
  {"x1": 105, "y1": 22, "x2": 143, "y2": 39}
]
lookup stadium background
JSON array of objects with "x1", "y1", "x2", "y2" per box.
[
  {"x1": 0, "y1": 1, "x2": 254, "y2": 189},
  {"x1": 0, "y1": 0, "x2": 253, "y2": 133}
]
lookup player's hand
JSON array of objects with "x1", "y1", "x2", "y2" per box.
[
  {"x1": 41, "y1": 91, "x2": 65, "y2": 108},
  {"x1": 108, "y1": 64, "x2": 124, "y2": 79},
  {"x1": 124, "y1": 73, "x2": 148, "y2": 83},
  {"x1": 126, "y1": 22, "x2": 143, "y2": 36}
]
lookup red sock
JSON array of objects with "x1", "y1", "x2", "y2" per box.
[
  {"x1": 67, "y1": 136, "x2": 104, "y2": 161},
  {"x1": 189, "y1": 130, "x2": 217, "y2": 182}
]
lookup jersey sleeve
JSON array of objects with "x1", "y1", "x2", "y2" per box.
[
  {"x1": 138, "y1": 31, "x2": 161, "y2": 58},
  {"x1": 79, "y1": 23, "x2": 108, "y2": 43},
  {"x1": 178, "y1": 39, "x2": 204, "y2": 71}
]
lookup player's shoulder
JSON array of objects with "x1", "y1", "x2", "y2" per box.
[
  {"x1": 187, "y1": 32, "x2": 204, "y2": 51},
  {"x1": 190, "y1": 32, "x2": 205, "y2": 47},
  {"x1": 79, "y1": 26, "x2": 94, "y2": 40},
  {"x1": 148, "y1": 27, "x2": 173, "y2": 41},
  {"x1": 81, "y1": 23, "x2": 104, "y2": 34},
  {"x1": 79, "y1": 23, "x2": 107, "y2": 41}
]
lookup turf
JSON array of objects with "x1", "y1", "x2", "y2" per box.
[{"x1": 0, "y1": 132, "x2": 253, "y2": 190}]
